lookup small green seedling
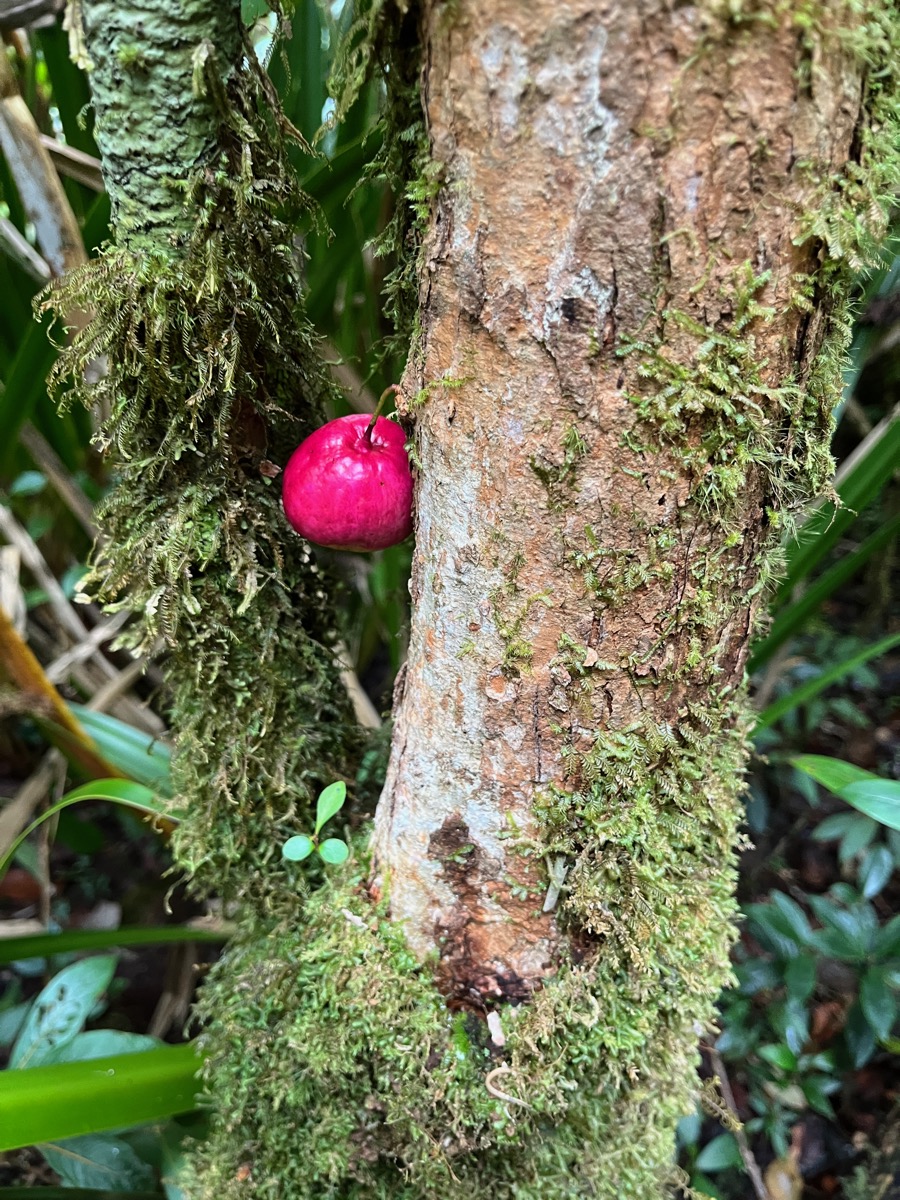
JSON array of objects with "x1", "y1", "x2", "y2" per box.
[{"x1": 282, "y1": 781, "x2": 350, "y2": 866}]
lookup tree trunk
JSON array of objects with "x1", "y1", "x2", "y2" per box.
[
  {"x1": 48, "y1": 1, "x2": 900, "y2": 1199},
  {"x1": 375, "y1": 0, "x2": 855, "y2": 1014}
]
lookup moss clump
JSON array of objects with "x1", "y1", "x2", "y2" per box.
[{"x1": 183, "y1": 861, "x2": 734, "y2": 1199}]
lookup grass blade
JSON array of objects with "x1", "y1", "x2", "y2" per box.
[
  {"x1": 0, "y1": 779, "x2": 172, "y2": 882},
  {"x1": 0, "y1": 1043, "x2": 203, "y2": 1152},
  {"x1": 778, "y1": 410, "x2": 900, "y2": 598},
  {"x1": 750, "y1": 510, "x2": 900, "y2": 670},
  {"x1": 755, "y1": 630, "x2": 900, "y2": 731},
  {"x1": 0, "y1": 925, "x2": 228, "y2": 965}
]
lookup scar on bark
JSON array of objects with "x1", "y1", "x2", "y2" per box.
[{"x1": 428, "y1": 814, "x2": 533, "y2": 1009}]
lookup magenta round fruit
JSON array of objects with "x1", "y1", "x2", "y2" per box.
[{"x1": 282, "y1": 414, "x2": 413, "y2": 552}]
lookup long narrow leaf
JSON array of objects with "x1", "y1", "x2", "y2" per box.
[
  {"x1": 755, "y1": 630, "x2": 900, "y2": 731},
  {"x1": 0, "y1": 780, "x2": 171, "y2": 882},
  {"x1": 750, "y1": 510, "x2": 900, "y2": 670},
  {"x1": 0, "y1": 310, "x2": 57, "y2": 474},
  {"x1": 778, "y1": 412, "x2": 900, "y2": 597},
  {"x1": 0, "y1": 924, "x2": 227, "y2": 965},
  {"x1": 0, "y1": 1043, "x2": 204, "y2": 1152},
  {"x1": 69, "y1": 705, "x2": 173, "y2": 796}
]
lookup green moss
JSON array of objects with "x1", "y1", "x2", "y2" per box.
[
  {"x1": 42, "y1": 0, "x2": 362, "y2": 912},
  {"x1": 529, "y1": 424, "x2": 590, "y2": 511},
  {"x1": 45, "y1": 1, "x2": 900, "y2": 1198},
  {"x1": 181, "y1": 863, "x2": 734, "y2": 1200}
]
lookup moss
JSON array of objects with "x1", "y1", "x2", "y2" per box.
[
  {"x1": 45, "y1": 1, "x2": 900, "y2": 1198},
  {"x1": 182, "y1": 864, "x2": 734, "y2": 1200},
  {"x1": 529, "y1": 423, "x2": 590, "y2": 511},
  {"x1": 178, "y1": 1, "x2": 900, "y2": 1195},
  {"x1": 42, "y1": 0, "x2": 362, "y2": 912}
]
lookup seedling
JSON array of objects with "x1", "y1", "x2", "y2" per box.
[{"x1": 282, "y1": 781, "x2": 350, "y2": 866}]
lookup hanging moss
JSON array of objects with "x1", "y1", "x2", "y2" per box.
[{"x1": 42, "y1": 0, "x2": 362, "y2": 912}]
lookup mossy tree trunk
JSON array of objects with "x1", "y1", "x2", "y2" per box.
[
  {"x1": 50, "y1": 1, "x2": 900, "y2": 1198},
  {"x1": 49, "y1": 0, "x2": 358, "y2": 907}
]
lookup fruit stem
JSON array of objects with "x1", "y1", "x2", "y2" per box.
[{"x1": 364, "y1": 385, "x2": 401, "y2": 442}]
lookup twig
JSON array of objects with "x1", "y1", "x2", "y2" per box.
[
  {"x1": 321, "y1": 340, "x2": 378, "y2": 414},
  {"x1": 335, "y1": 640, "x2": 381, "y2": 730},
  {"x1": 0, "y1": 603, "x2": 116, "y2": 777},
  {"x1": 0, "y1": 46, "x2": 85, "y2": 280},
  {"x1": 86, "y1": 655, "x2": 150, "y2": 714},
  {"x1": 19, "y1": 423, "x2": 99, "y2": 540},
  {"x1": 708, "y1": 1046, "x2": 772, "y2": 1200},
  {"x1": 44, "y1": 609, "x2": 129, "y2": 684},
  {"x1": 0, "y1": 502, "x2": 117, "y2": 681},
  {"x1": 0, "y1": 752, "x2": 58, "y2": 861},
  {"x1": 0, "y1": 214, "x2": 50, "y2": 282},
  {"x1": 38, "y1": 132, "x2": 104, "y2": 192}
]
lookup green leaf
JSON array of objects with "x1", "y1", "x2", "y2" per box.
[
  {"x1": 770, "y1": 891, "x2": 813, "y2": 944},
  {"x1": 841, "y1": 779, "x2": 900, "y2": 832},
  {"x1": 839, "y1": 816, "x2": 879, "y2": 865},
  {"x1": 314, "y1": 780, "x2": 347, "y2": 835},
  {"x1": 756, "y1": 632, "x2": 900, "y2": 730},
  {"x1": 45, "y1": 1029, "x2": 160, "y2": 1064},
  {"x1": 0, "y1": 1001, "x2": 29, "y2": 1047},
  {"x1": 860, "y1": 967, "x2": 898, "y2": 1043},
  {"x1": 9, "y1": 956, "x2": 118, "y2": 1069},
  {"x1": 844, "y1": 999, "x2": 877, "y2": 1068},
  {"x1": 0, "y1": 924, "x2": 228, "y2": 965},
  {"x1": 784, "y1": 955, "x2": 816, "y2": 1003},
  {"x1": 41, "y1": 1134, "x2": 156, "y2": 1192},
  {"x1": 282, "y1": 835, "x2": 313, "y2": 862},
  {"x1": 808, "y1": 895, "x2": 876, "y2": 960},
  {"x1": 9, "y1": 469, "x2": 47, "y2": 497},
  {"x1": 860, "y1": 845, "x2": 895, "y2": 900},
  {"x1": 0, "y1": 1043, "x2": 203, "y2": 1152},
  {"x1": 875, "y1": 913, "x2": 900, "y2": 960},
  {"x1": 318, "y1": 838, "x2": 350, "y2": 865},
  {"x1": 0, "y1": 311, "x2": 57, "y2": 475},
  {"x1": 792, "y1": 755, "x2": 876, "y2": 794},
  {"x1": 69, "y1": 706, "x2": 173, "y2": 796},
  {"x1": 758, "y1": 1043, "x2": 797, "y2": 1072},
  {"x1": 694, "y1": 1132, "x2": 743, "y2": 1173},
  {"x1": 0, "y1": 779, "x2": 169, "y2": 883},
  {"x1": 801, "y1": 1075, "x2": 837, "y2": 1118},
  {"x1": 745, "y1": 905, "x2": 802, "y2": 959}
]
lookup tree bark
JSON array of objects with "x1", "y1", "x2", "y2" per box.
[{"x1": 374, "y1": 0, "x2": 858, "y2": 1002}]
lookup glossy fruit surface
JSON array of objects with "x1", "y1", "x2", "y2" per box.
[{"x1": 282, "y1": 414, "x2": 413, "y2": 552}]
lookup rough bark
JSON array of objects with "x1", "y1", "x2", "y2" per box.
[
  {"x1": 373, "y1": 0, "x2": 859, "y2": 1000},
  {"x1": 83, "y1": 0, "x2": 241, "y2": 246}
]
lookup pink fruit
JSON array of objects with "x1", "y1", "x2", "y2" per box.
[{"x1": 282, "y1": 414, "x2": 414, "y2": 552}]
